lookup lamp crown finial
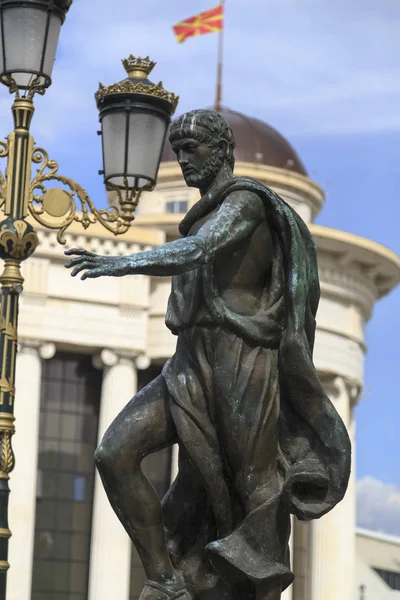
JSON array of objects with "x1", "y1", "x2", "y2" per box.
[{"x1": 122, "y1": 55, "x2": 156, "y2": 79}]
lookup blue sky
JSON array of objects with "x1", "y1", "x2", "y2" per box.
[{"x1": 0, "y1": 0, "x2": 399, "y2": 532}]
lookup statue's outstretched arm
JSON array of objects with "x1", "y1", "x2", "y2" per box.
[{"x1": 65, "y1": 191, "x2": 264, "y2": 280}]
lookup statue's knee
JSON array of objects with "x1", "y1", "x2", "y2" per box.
[
  {"x1": 94, "y1": 439, "x2": 114, "y2": 476},
  {"x1": 94, "y1": 434, "x2": 141, "y2": 478}
]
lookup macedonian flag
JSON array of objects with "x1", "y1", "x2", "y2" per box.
[{"x1": 173, "y1": 4, "x2": 224, "y2": 44}]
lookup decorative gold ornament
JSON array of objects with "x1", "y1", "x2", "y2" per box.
[
  {"x1": 0, "y1": 136, "x2": 138, "y2": 244},
  {"x1": 0, "y1": 139, "x2": 9, "y2": 211},
  {"x1": 2, "y1": 76, "x2": 19, "y2": 98},
  {"x1": 1, "y1": 75, "x2": 47, "y2": 100},
  {"x1": 0, "y1": 430, "x2": 15, "y2": 479},
  {"x1": 0, "y1": 219, "x2": 39, "y2": 260},
  {"x1": 0, "y1": 259, "x2": 24, "y2": 290},
  {"x1": 30, "y1": 147, "x2": 131, "y2": 243},
  {"x1": 0, "y1": 378, "x2": 15, "y2": 399},
  {"x1": 42, "y1": 188, "x2": 73, "y2": 218},
  {"x1": 0, "y1": 316, "x2": 17, "y2": 342},
  {"x1": 0, "y1": 140, "x2": 9, "y2": 159},
  {"x1": 0, "y1": 414, "x2": 15, "y2": 434},
  {"x1": 0, "y1": 529, "x2": 11, "y2": 540},
  {"x1": 95, "y1": 79, "x2": 179, "y2": 111},
  {"x1": 122, "y1": 55, "x2": 156, "y2": 78},
  {"x1": 105, "y1": 183, "x2": 143, "y2": 223},
  {"x1": 95, "y1": 55, "x2": 179, "y2": 111}
]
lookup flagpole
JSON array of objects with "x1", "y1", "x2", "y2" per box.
[{"x1": 215, "y1": 0, "x2": 224, "y2": 111}]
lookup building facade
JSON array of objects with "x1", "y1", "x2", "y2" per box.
[
  {"x1": 356, "y1": 529, "x2": 400, "y2": 599},
  {"x1": 5, "y1": 107, "x2": 400, "y2": 600}
]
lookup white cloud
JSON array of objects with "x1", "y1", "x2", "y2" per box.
[{"x1": 357, "y1": 477, "x2": 400, "y2": 536}]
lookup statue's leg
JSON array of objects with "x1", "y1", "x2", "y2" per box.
[{"x1": 94, "y1": 375, "x2": 182, "y2": 590}]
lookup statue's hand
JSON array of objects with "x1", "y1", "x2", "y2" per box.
[{"x1": 64, "y1": 248, "x2": 130, "y2": 280}]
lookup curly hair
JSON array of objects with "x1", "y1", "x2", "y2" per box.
[{"x1": 169, "y1": 109, "x2": 236, "y2": 170}]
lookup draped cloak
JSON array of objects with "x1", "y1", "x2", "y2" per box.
[{"x1": 160, "y1": 177, "x2": 351, "y2": 599}]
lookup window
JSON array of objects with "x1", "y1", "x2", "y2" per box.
[
  {"x1": 374, "y1": 567, "x2": 400, "y2": 590},
  {"x1": 129, "y1": 366, "x2": 173, "y2": 600},
  {"x1": 32, "y1": 353, "x2": 101, "y2": 600},
  {"x1": 166, "y1": 200, "x2": 188, "y2": 214}
]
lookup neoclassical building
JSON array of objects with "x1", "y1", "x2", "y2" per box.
[
  {"x1": 356, "y1": 528, "x2": 400, "y2": 598},
  {"x1": 6, "y1": 107, "x2": 400, "y2": 600}
]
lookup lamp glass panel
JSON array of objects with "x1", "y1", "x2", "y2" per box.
[
  {"x1": 126, "y1": 111, "x2": 166, "y2": 189},
  {"x1": 137, "y1": 177, "x2": 149, "y2": 189},
  {"x1": 2, "y1": 6, "x2": 50, "y2": 87},
  {"x1": 42, "y1": 13, "x2": 62, "y2": 79},
  {"x1": 102, "y1": 111, "x2": 128, "y2": 187}
]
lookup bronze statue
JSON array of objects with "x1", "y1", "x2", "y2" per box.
[{"x1": 65, "y1": 109, "x2": 351, "y2": 600}]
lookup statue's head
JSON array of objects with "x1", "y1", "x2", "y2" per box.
[{"x1": 168, "y1": 109, "x2": 235, "y2": 189}]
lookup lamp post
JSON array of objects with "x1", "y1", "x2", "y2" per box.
[{"x1": 0, "y1": 2, "x2": 178, "y2": 597}]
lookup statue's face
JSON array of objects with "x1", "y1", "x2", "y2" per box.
[{"x1": 171, "y1": 136, "x2": 223, "y2": 188}]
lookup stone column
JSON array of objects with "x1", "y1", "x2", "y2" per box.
[
  {"x1": 281, "y1": 516, "x2": 294, "y2": 600},
  {"x1": 88, "y1": 350, "x2": 137, "y2": 600},
  {"x1": 291, "y1": 519, "x2": 311, "y2": 600},
  {"x1": 346, "y1": 407, "x2": 356, "y2": 600},
  {"x1": 310, "y1": 376, "x2": 357, "y2": 600},
  {"x1": 170, "y1": 443, "x2": 179, "y2": 483},
  {"x1": 7, "y1": 341, "x2": 56, "y2": 600}
]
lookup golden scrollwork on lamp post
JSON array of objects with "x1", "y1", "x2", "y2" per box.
[{"x1": 0, "y1": 4, "x2": 178, "y2": 596}]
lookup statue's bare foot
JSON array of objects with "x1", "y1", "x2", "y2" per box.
[{"x1": 139, "y1": 580, "x2": 193, "y2": 600}]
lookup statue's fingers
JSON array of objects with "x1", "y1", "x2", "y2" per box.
[
  {"x1": 64, "y1": 248, "x2": 95, "y2": 257},
  {"x1": 70, "y1": 262, "x2": 93, "y2": 277},
  {"x1": 81, "y1": 268, "x2": 103, "y2": 280},
  {"x1": 65, "y1": 256, "x2": 95, "y2": 269},
  {"x1": 65, "y1": 257, "x2": 84, "y2": 269}
]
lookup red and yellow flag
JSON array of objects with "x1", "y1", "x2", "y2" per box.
[{"x1": 173, "y1": 4, "x2": 224, "y2": 44}]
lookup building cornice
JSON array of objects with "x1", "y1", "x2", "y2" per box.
[
  {"x1": 310, "y1": 225, "x2": 400, "y2": 300},
  {"x1": 317, "y1": 258, "x2": 377, "y2": 320},
  {"x1": 356, "y1": 527, "x2": 400, "y2": 546},
  {"x1": 356, "y1": 527, "x2": 400, "y2": 547},
  {"x1": 134, "y1": 213, "x2": 184, "y2": 228},
  {"x1": 157, "y1": 161, "x2": 325, "y2": 220},
  {"x1": 26, "y1": 213, "x2": 164, "y2": 247},
  {"x1": 28, "y1": 223, "x2": 165, "y2": 262}
]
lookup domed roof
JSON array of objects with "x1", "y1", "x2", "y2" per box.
[{"x1": 161, "y1": 105, "x2": 307, "y2": 176}]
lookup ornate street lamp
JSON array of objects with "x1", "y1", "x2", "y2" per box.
[
  {"x1": 0, "y1": 2, "x2": 178, "y2": 596},
  {"x1": 96, "y1": 55, "x2": 178, "y2": 222},
  {"x1": 0, "y1": 0, "x2": 72, "y2": 90}
]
